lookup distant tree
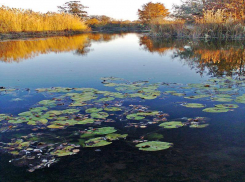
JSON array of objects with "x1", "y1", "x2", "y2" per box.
[
  {"x1": 173, "y1": 0, "x2": 206, "y2": 21},
  {"x1": 138, "y1": 2, "x2": 170, "y2": 24},
  {"x1": 89, "y1": 15, "x2": 113, "y2": 24},
  {"x1": 58, "y1": 1, "x2": 88, "y2": 19},
  {"x1": 86, "y1": 18, "x2": 100, "y2": 26},
  {"x1": 173, "y1": 0, "x2": 245, "y2": 21}
]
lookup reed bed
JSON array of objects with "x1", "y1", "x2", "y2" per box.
[
  {"x1": 0, "y1": 6, "x2": 88, "y2": 33},
  {"x1": 150, "y1": 9, "x2": 245, "y2": 39}
]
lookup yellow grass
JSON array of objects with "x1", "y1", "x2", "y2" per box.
[{"x1": 0, "y1": 6, "x2": 88, "y2": 33}]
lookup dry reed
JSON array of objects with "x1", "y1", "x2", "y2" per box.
[{"x1": 0, "y1": 6, "x2": 88, "y2": 33}]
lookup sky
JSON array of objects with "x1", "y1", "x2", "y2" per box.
[{"x1": 0, "y1": 0, "x2": 181, "y2": 21}]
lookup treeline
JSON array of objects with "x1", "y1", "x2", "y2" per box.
[
  {"x1": 0, "y1": 5, "x2": 88, "y2": 33},
  {"x1": 138, "y1": 0, "x2": 245, "y2": 39}
]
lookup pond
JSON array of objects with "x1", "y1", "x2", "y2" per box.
[{"x1": 0, "y1": 33, "x2": 245, "y2": 182}]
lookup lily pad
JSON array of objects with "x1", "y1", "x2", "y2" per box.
[
  {"x1": 136, "y1": 141, "x2": 173, "y2": 151},
  {"x1": 93, "y1": 127, "x2": 117, "y2": 135},
  {"x1": 77, "y1": 119, "x2": 94, "y2": 125},
  {"x1": 159, "y1": 121, "x2": 183, "y2": 129},
  {"x1": 104, "y1": 107, "x2": 122, "y2": 112},
  {"x1": 126, "y1": 114, "x2": 145, "y2": 120},
  {"x1": 212, "y1": 97, "x2": 233, "y2": 102},
  {"x1": 190, "y1": 124, "x2": 209, "y2": 128},
  {"x1": 182, "y1": 103, "x2": 205, "y2": 108},
  {"x1": 91, "y1": 112, "x2": 109, "y2": 119},
  {"x1": 85, "y1": 137, "x2": 112, "y2": 147},
  {"x1": 38, "y1": 100, "x2": 56, "y2": 106},
  {"x1": 215, "y1": 104, "x2": 239, "y2": 109},
  {"x1": 105, "y1": 134, "x2": 128, "y2": 140},
  {"x1": 85, "y1": 108, "x2": 103, "y2": 113},
  {"x1": 202, "y1": 107, "x2": 229, "y2": 113},
  {"x1": 98, "y1": 97, "x2": 115, "y2": 102}
]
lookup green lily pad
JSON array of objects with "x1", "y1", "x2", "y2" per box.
[
  {"x1": 182, "y1": 103, "x2": 205, "y2": 108},
  {"x1": 184, "y1": 95, "x2": 210, "y2": 99},
  {"x1": 159, "y1": 121, "x2": 183, "y2": 129},
  {"x1": 85, "y1": 108, "x2": 103, "y2": 113},
  {"x1": 91, "y1": 112, "x2": 109, "y2": 119},
  {"x1": 136, "y1": 141, "x2": 173, "y2": 151},
  {"x1": 85, "y1": 137, "x2": 112, "y2": 147},
  {"x1": 190, "y1": 124, "x2": 209, "y2": 128},
  {"x1": 8, "y1": 119, "x2": 26, "y2": 124},
  {"x1": 141, "y1": 95, "x2": 158, "y2": 100},
  {"x1": 104, "y1": 107, "x2": 122, "y2": 112},
  {"x1": 93, "y1": 127, "x2": 117, "y2": 135},
  {"x1": 126, "y1": 114, "x2": 145, "y2": 120},
  {"x1": 105, "y1": 134, "x2": 128, "y2": 140},
  {"x1": 137, "y1": 111, "x2": 159, "y2": 116},
  {"x1": 47, "y1": 124, "x2": 65, "y2": 129},
  {"x1": 62, "y1": 109, "x2": 80, "y2": 114},
  {"x1": 215, "y1": 104, "x2": 239, "y2": 109},
  {"x1": 235, "y1": 95, "x2": 245, "y2": 103},
  {"x1": 38, "y1": 100, "x2": 56, "y2": 106},
  {"x1": 212, "y1": 97, "x2": 233, "y2": 102},
  {"x1": 77, "y1": 119, "x2": 94, "y2": 125},
  {"x1": 29, "y1": 107, "x2": 48, "y2": 112},
  {"x1": 202, "y1": 107, "x2": 229, "y2": 113},
  {"x1": 51, "y1": 146, "x2": 75, "y2": 157}
]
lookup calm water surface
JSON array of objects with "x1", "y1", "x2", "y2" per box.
[{"x1": 0, "y1": 33, "x2": 245, "y2": 182}]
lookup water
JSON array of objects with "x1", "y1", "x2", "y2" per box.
[{"x1": 0, "y1": 33, "x2": 245, "y2": 182}]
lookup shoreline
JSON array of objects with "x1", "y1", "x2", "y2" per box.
[
  {"x1": 0, "y1": 30, "x2": 90, "y2": 41},
  {"x1": 0, "y1": 29, "x2": 150, "y2": 41}
]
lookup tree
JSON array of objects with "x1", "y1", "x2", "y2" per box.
[
  {"x1": 138, "y1": 2, "x2": 170, "y2": 24},
  {"x1": 173, "y1": 0, "x2": 206, "y2": 21},
  {"x1": 173, "y1": 0, "x2": 245, "y2": 21},
  {"x1": 58, "y1": 1, "x2": 88, "y2": 19}
]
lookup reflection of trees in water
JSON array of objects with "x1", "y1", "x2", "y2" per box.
[
  {"x1": 140, "y1": 36, "x2": 245, "y2": 77},
  {"x1": 173, "y1": 41, "x2": 245, "y2": 77},
  {"x1": 0, "y1": 33, "x2": 126, "y2": 62},
  {"x1": 88, "y1": 33, "x2": 127, "y2": 43},
  {"x1": 139, "y1": 36, "x2": 186, "y2": 55}
]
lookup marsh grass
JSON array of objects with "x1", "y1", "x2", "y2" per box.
[
  {"x1": 0, "y1": 6, "x2": 88, "y2": 33},
  {"x1": 150, "y1": 9, "x2": 245, "y2": 39}
]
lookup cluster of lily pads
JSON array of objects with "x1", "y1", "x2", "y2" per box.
[{"x1": 3, "y1": 76, "x2": 243, "y2": 171}]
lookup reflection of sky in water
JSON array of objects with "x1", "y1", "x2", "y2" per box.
[{"x1": 0, "y1": 33, "x2": 208, "y2": 89}]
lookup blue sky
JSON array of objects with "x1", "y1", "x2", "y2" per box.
[{"x1": 0, "y1": 0, "x2": 181, "y2": 21}]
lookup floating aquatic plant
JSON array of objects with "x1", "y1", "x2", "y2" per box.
[
  {"x1": 182, "y1": 103, "x2": 205, "y2": 108},
  {"x1": 159, "y1": 121, "x2": 183, "y2": 129},
  {"x1": 136, "y1": 141, "x2": 173, "y2": 151}
]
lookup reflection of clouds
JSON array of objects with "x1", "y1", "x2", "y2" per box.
[{"x1": 0, "y1": 33, "x2": 127, "y2": 63}]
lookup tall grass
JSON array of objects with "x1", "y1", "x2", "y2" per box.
[
  {"x1": 150, "y1": 9, "x2": 245, "y2": 39},
  {"x1": 194, "y1": 10, "x2": 245, "y2": 39},
  {"x1": 0, "y1": 6, "x2": 88, "y2": 33},
  {"x1": 149, "y1": 18, "x2": 188, "y2": 38}
]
